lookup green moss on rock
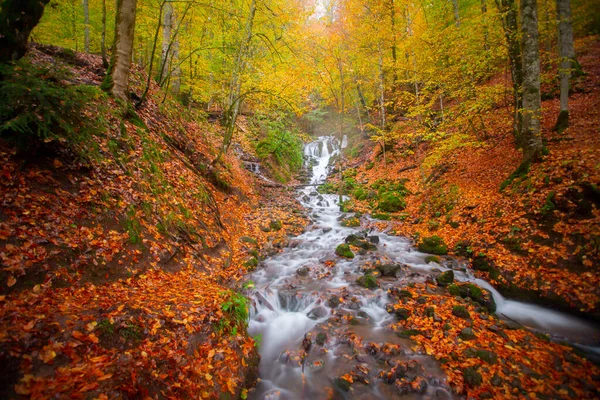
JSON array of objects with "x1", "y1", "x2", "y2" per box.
[
  {"x1": 378, "y1": 191, "x2": 406, "y2": 212},
  {"x1": 335, "y1": 244, "x2": 354, "y2": 258},
  {"x1": 437, "y1": 270, "x2": 454, "y2": 286},
  {"x1": 418, "y1": 235, "x2": 448, "y2": 255},
  {"x1": 356, "y1": 275, "x2": 378, "y2": 289}
]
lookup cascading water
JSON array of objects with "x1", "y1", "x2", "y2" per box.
[{"x1": 247, "y1": 136, "x2": 600, "y2": 399}]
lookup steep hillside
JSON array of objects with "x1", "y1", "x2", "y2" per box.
[{"x1": 0, "y1": 45, "x2": 306, "y2": 398}]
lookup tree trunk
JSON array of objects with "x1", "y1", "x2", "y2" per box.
[
  {"x1": 83, "y1": 0, "x2": 90, "y2": 53},
  {"x1": 214, "y1": 0, "x2": 256, "y2": 165},
  {"x1": 495, "y1": 0, "x2": 523, "y2": 142},
  {"x1": 103, "y1": 0, "x2": 138, "y2": 105},
  {"x1": 101, "y1": 0, "x2": 108, "y2": 67},
  {"x1": 520, "y1": 0, "x2": 544, "y2": 161},
  {"x1": 171, "y1": 33, "x2": 181, "y2": 96},
  {"x1": 451, "y1": 0, "x2": 461, "y2": 27},
  {"x1": 160, "y1": 2, "x2": 173, "y2": 82},
  {"x1": 481, "y1": 0, "x2": 490, "y2": 52},
  {"x1": 554, "y1": 0, "x2": 575, "y2": 132},
  {"x1": 0, "y1": 0, "x2": 51, "y2": 63}
]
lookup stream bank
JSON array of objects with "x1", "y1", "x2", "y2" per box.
[{"x1": 245, "y1": 136, "x2": 600, "y2": 399}]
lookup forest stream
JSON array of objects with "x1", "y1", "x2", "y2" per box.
[{"x1": 246, "y1": 136, "x2": 600, "y2": 399}]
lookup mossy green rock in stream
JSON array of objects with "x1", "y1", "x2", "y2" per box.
[
  {"x1": 345, "y1": 234, "x2": 377, "y2": 251},
  {"x1": 334, "y1": 377, "x2": 352, "y2": 392},
  {"x1": 398, "y1": 329, "x2": 422, "y2": 338},
  {"x1": 425, "y1": 255, "x2": 440, "y2": 264},
  {"x1": 378, "y1": 191, "x2": 406, "y2": 212},
  {"x1": 418, "y1": 236, "x2": 448, "y2": 255},
  {"x1": 452, "y1": 305, "x2": 471, "y2": 319},
  {"x1": 356, "y1": 275, "x2": 378, "y2": 289},
  {"x1": 437, "y1": 270, "x2": 454, "y2": 286},
  {"x1": 316, "y1": 332, "x2": 327, "y2": 346},
  {"x1": 243, "y1": 257, "x2": 258, "y2": 269},
  {"x1": 376, "y1": 263, "x2": 402, "y2": 277},
  {"x1": 340, "y1": 216, "x2": 360, "y2": 227},
  {"x1": 372, "y1": 212, "x2": 391, "y2": 220},
  {"x1": 448, "y1": 283, "x2": 496, "y2": 312},
  {"x1": 463, "y1": 367, "x2": 482, "y2": 387},
  {"x1": 393, "y1": 307, "x2": 411, "y2": 320},
  {"x1": 472, "y1": 255, "x2": 491, "y2": 271},
  {"x1": 335, "y1": 244, "x2": 354, "y2": 258}
]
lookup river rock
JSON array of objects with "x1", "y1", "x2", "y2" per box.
[
  {"x1": 327, "y1": 296, "x2": 342, "y2": 308},
  {"x1": 316, "y1": 332, "x2": 327, "y2": 346},
  {"x1": 377, "y1": 263, "x2": 402, "y2": 277},
  {"x1": 462, "y1": 367, "x2": 482, "y2": 387},
  {"x1": 459, "y1": 327, "x2": 476, "y2": 340},
  {"x1": 436, "y1": 270, "x2": 454, "y2": 286},
  {"x1": 452, "y1": 305, "x2": 471, "y2": 319},
  {"x1": 367, "y1": 235, "x2": 380, "y2": 244},
  {"x1": 322, "y1": 227, "x2": 332, "y2": 233},
  {"x1": 308, "y1": 306, "x2": 328, "y2": 320},
  {"x1": 297, "y1": 266, "x2": 310, "y2": 276}
]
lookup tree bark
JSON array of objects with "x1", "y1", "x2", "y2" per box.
[
  {"x1": 495, "y1": 0, "x2": 523, "y2": 142},
  {"x1": 451, "y1": 0, "x2": 461, "y2": 27},
  {"x1": 101, "y1": 0, "x2": 108, "y2": 67},
  {"x1": 520, "y1": 0, "x2": 544, "y2": 161},
  {"x1": 0, "y1": 0, "x2": 51, "y2": 63},
  {"x1": 160, "y1": 2, "x2": 173, "y2": 82},
  {"x1": 83, "y1": 0, "x2": 90, "y2": 53},
  {"x1": 554, "y1": 0, "x2": 575, "y2": 132},
  {"x1": 103, "y1": 0, "x2": 138, "y2": 104}
]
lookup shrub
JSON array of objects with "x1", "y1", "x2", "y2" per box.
[{"x1": 0, "y1": 60, "x2": 105, "y2": 159}]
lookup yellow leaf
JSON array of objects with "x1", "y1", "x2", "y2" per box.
[
  {"x1": 7, "y1": 275, "x2": 16, "y2": 287},
  {"x1": 205, "y1": 373, "x2": 213, "y2": 381}
]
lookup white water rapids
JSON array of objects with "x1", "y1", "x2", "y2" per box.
[{"x1": 246, "y1": 136, "x2": 600, "y2": 399}]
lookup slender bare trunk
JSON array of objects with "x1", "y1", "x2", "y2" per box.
[
  {"x1": 160, "y1": 2, "x2": 173, "y2": 81},
  {"x1": 83, "y1": 0, "x2": 90, "y2": 52},
  {"x1": 103, "y1": 0, "x2": 138, "y2": 106},
  {"x1": 520, "y1": 0, "x2": 544, "y2": 161},
  {"x1": 101, "y1": 0, "x2": 108, "y2": 67},
  {"x1": 554, "y1": 0, "x2": 575, "y2": 132}
]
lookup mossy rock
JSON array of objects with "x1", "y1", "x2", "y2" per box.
[
  {"x1": 378, "y1": 191, "x2": 406, "y2": 212},
  {"x1": 371, "y1": 212, "x2": 391, "y2": 220},
  {"x1": 463, "y1": 367, "x2": 482, "y2": 387},
  {"x1": 425, "y1": 255, "x2": 440, "y2": 264},
  {"x1": 459, "y1": 327, "x2": 476, "y2": 340},
  {"x1": 472, "y1": 255, "x2": 491, "y2": 271},
  {"x1": 397, "y1": 329, "x2": 422, "y2": 338},
  {"x1": 240, "y1": 236, "x2": 258, "y2": 245},
  {"x1": 334, "y1": 377, "x2": 351, "y2": 392},
  {"x1": 243, "y1": 257, "x2": 258, "y2": 269},
  {"x1": 418, "y1": 235, "x2": 448, "y2": 255},
  {"x1": 393, "y1": 307, "x2": 410, "y2": 320},
  {"x1": 425, "y1": 307, "x2": 435, "y2": 317},
  {"x1": 335, "y1": 244, "x2": 354, "y2": 258},
  {"x1": 316, "y1": 332, "x2": 327, "y2": 346},
  {"x1": 452, "y1": 305, "x2": 471, "y2": 319},
  {"x1": 269, "y1": 220, "x2": 283, "y2": 231},
  {"x1": 341, "y1": 217, "x2": 360, "y2": 227},
  {"x1": 448, "y1": 283, "x2": 495, "y2": 312},
  {"x1": 437, "y1": 270, "x2": 454, "y2": 286},
  {"x1": 356, "y1": 275, "x2": 378, "y2": 289},
  {"x1": 475, "y1": 349, "x2": 498, "y2": 364},
  {"x1": 376, "y1": 263, "x2": 402, "y2": 277},
  {"x1": 345, "y1": 234, "x2": 377, "y2": 251}
]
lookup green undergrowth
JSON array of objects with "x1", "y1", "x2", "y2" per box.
[{"x1": 0, "y1": 59, "x2": 108, "y2": 160}]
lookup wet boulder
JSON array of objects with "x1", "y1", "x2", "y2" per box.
[
  {"x1": 459, "y1": 327, "x2": 476, "y2": 341},
  {"x1": 424, "y1": 255, "x2": 440, "y2": 264},
  {"x1": 452, "y1": 305, "x2": 471, "y2": 319},
  {"x1": 308, "y1": 305, "x2": 328, "y2": 319},
  {"x1": 417, "y1": 235, "x2": 448, "y2": 255},
  {"x1": 462, "y1": 367, "x2": 482, "y2": 387},
  {"x1": 356, "y1": 275, "x2": 378, "y2": 289},
  {"x1": 316, "y1": 332, "x2": 327, "y2": 346},
  {"x1": 447, "y1": 283, "x2": 496, "y2": 312},
  {"x1": 395, "y1": 376, "x2": 427, "y2": 395},
  {"x1": 436, "y1": 270, "x2": 454, "y2": 286},
  {"x1": 376, "y1": 263, "x2": 403, "y2": 277},
  {"x1": 327, "y1": 296, "x2": 342, "y2": 308},
  {"x1": 367, "y1": 235, "x2": 380, "y2": 244},
  {"x1": 335, "y1": 244, "x2": 355, "y2": 258},
  {"x1": 340, "y1": 216, "x2": 361, "y2": 227},
  {"x1": 297, "y1": 266, "x2": 310, "y2": 276}
]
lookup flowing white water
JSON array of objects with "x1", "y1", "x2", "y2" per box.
[{"x1": 247, "y1": 136, "x2": 600, "y2": 399}]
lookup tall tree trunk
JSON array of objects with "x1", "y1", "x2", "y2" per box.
[
  {"x1": 83, "y1": 0, "x2": 90, "y2": 53},
  {"x1": 160, "y1": 2, "x2": 173, "y2": 82},
  {"x1": 171, "y1": 33, "x2": 181, "y2": 96},
  {"x1": 554, "y1": 0, "x2": 575, "y2": 132},
  {"x1": 214, "y1": 0, "x2": 256, "y2": 165},
  {"x1": 520, "y1": 0, "x2": 544, "y2": 161},
  {"x1": 0, "y1": 0, "x2": 51, "y2": 63},
  {"x1": 451, "y1": 0, "x2": 461, "y2": 27},
  {"x1": 495, "y1": 0, "x2": 523, "y2": 143},
  {"x1": 102, "y1": 0, "x2": 138, "y2": 105},
  {"x1": 101, "y1": 0, "x2": 108, "y2": 67}
]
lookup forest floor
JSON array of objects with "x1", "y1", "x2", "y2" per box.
[{"x1": 0, "y1": 45, "x2": 306, "y2": 399}]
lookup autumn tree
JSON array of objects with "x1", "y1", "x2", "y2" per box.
[{"x1": 0, "y1": 0, "x2": 51, "y2": 63}]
